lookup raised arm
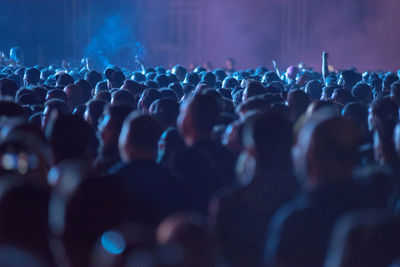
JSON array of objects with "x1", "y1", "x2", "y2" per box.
[
  {"x1": 272, "y1": 60, "x2": 281, "y2": 78},
  {"x1": 322, "y1": 51, "x2": 329, "y2": 84}
]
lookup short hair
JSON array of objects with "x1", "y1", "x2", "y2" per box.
[
  {"x1": 57, "y1": 73, "x2": 75, "y2": 87},
  {"x1": 305, "y1": 80, "x2": 323, "y2": 100},
  {"x1": 25, "y1": 68, "x2": 40, "y2": 85},
  {"x1": 352, "y1": 83, "x2": 372, "y2": 101},
  {"x1": 186, "y1": 94, "x2": 220, "y2": 134},
  {"x1": 46, "y1": 114, "x2": 97, "y2": 163},
  {"x1": 222, "y1": 77, "x2": 239, "y2": 89},
  {"x1": 245, "y1": 80, "x2": 266, "y2": 98},
  {"x1": 85, "y1": 70, "x2": 102, "y2": 88},
  {"x1": 46, "y1": 89, "x2": 68, "y2": 102},
  {"x1": 155, "y1": 74, "x2": 170, "y2": 88},
  {"x1": 383, "y1": 72, "x2": 399, "y2": 90},
  {"x1": 111, "y1": 90, "x2": 135, "y2": 107},
  {"x1": 185, "y1": 73, "x2": 200, "y2": 86},
  {"x1": 95, "y1": 91, "x2": 111, "y2": 102},
  {"x1": 201, "y1": 72, "x2": 217, "y2": 87},
  {"x1": 0, "y1": 79, "x2": 18, "y2": 97},
  {"x1": 109, "y1": 71, "x2": 126, "y2": 88},
  {"x1": 150, "y1": 98, "x2": 180, "y2": 127},
  {"x1": 121, "y1": 80, "x2": 142, "y2": 96},
  {"x1": 121, "y1": 113, "x2": 163, "y2": 156},
  {"x1": 138, "y1": 89, "x2": 162, "y2": 111}
]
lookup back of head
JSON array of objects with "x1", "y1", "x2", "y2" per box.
[
  {"x1": 178, "y1": 93, "x2": 220, "y2": 143},
  {"x1": 111, "y1": 90, "x2": 135, "y2": 107},
  {"x1": 296, "y1": 115, "x2": 361, "y2": 186},
  {"x1": 383, "y1": 72, "x2": 399, "y2": 91},
  {"x1": 342, "y1": 102, "x2": 368, "y2": 134},
  {"x1": 46, "y1": 114, "x2": 97, "y2": 163},
  {"x1": 57, "y1": 73, "x2": 74, "y2": 87},
  {"x1": 201, "y1": 72, "x2": 217, "y2": 88},
  {"x1": 243, "y1": 80, "x2": 265, "y2": 101},
  {"x1": 305, "y1": 80, "x2": 323, "y2": 100},
  {"x1": 339, "y1": 70, "x2": 362, "y2": 90},
  {"x1": 352, "y1": 82, "x2": 372, "y2": 104},
  {"x1": 119, "y1": 113, "x2": 163, "y2": 162},
  {"x1": 86, "y1": 70, "x2": 102, "y2": 89},
  {"x1": 108, "y1": 70, "x2": 126, "y2": 88},
  {"x1": 243, "y1": 112, "x2": 293, "y2": 172},
  {"x1": 138, "y1": 88, "x2": 162, "y2": 113},
  {"x1": 369, "y1": 97, "x2": 398, "y2": 131},
  {"x1": 0, "y1": 79, "x2": 18, "y2": 98},
  {"x1": 25, "y1": 68, "x2": 40, "y2": 85},
  {"x1": 150, "y1": 98, "x2": 180, "y2": 128}
]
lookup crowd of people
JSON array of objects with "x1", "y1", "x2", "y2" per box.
[{"x1": 0, "y1": 50, "x2": 399, "y2": 267}]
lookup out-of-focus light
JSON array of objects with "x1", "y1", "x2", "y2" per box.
[{"x1": 101, "y1": 231, "x2": 126, "y2": 255}]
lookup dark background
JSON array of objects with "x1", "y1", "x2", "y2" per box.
[{"x1": 0, "y1": 0, "x2": 399, "y2": 71}]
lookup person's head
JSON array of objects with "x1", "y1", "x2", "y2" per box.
[
  {"x1": 352, "y1": 82, "x2": 373, "y2": 106},
  {"x1": 107, "y1": 70, "x2": 125, "y2": 89},
  {"x1": 42, "y1": 99, "x2": 71, "y2": 130},
  {"x1": 184, "y1": 73, "x2": 200, "y2": 86},
  {"x1": 132, "y1": 71, "x2": 146, "y2": 83},
  {"x1": 243, "y1": 112, "x2": 293, "y2": 175},
  {"x1": 294, "y1": 115, "x2": 361, "y2": 189},
  {"x1": 155, "y1": 74, "x2": 170, "y2": 88},
  {"x1": 383, "y1": 72, "x2": 399, "y2": 92},
  {"x1": 63, "y1": 84, "x2": 82, "y2": 108},
  {"x1": 305, "y1": 80, "x2": 323, "y2": 100},
  {"x1": 150, "y1": 98, "x2": 180, "y2": 128},
  {"x1": 75, "y1": 79, "x2": 92, "y2": 103},
  {"x1": 137, "y1": 88, "x2": 162, "y2": 113},
  {"x1": 111, "y1": 90, "x2": 135, "y2": 107},
  {"x1": 121, "y1": 80, "x2": 142, "y2": 96},
  {"x1": 242, "y1": 80, "x2": 265, "y2": 101},
  {"x1": 46, "y1": 114, "x2": 97, "y2": 164},
  {"x1": 46, "y1": 89, "x2": 68, "y2": 102},
  {"x1": 84, "y1": 99, "x2": 107, "y2": 130},
  {"x1": 286, "y1": 66, "x2": 300, "y2": 80},
  {"x1": 85, "y1": 70, "x2": 102, "y2": 89},
  {"x1": 177, "y1": 94, "x2": 220, "y2": 146},
  {"x1": 332, "y1": 88, "x2": 353, "y2": 105},
  {"x1": 0, "y1": 79, "x2": 18, "y2": 98},
  {"x1": 98, "y1": 105, "x2": 134, "y2": 152},
  {"x1": 226, "y1": 58, "x2": 236, "y2": 70},
  {"x1": 342, "y1": 102, "x2": 368, "y2": 136},
  {"x1": 222, "y1": 77, "x2": 239, "y2": 89},
  {"x1": 119, "y1": 113, "x2": 163, "y2": 162},
  {"x1": 56, "y1": 73, "x2": 74, "y2": 88},
  {"x1": 172, "y1": 65, "x2": 187, "y2": 81},
  {"x1": 321, "y1": 85, "x2": 339, "y2": 100},
  {"x1": 169, "y1": 82, "x2": 184, "y2": 99},
  {"x1": 338, "y1": 70, "x2": 362, "y2": 90},
  {"x1": 390, "y1": 81, "x2": 400, "y2": 105},
  {"x1": 24, "y1": 68, "x2": 40, "y2": 86},
  {"x1": 368, "y1": 97, "x2": 398, "y2": 132},
  {"x1": 157, "y1": 127, "x2": 186, "y2": 167},
  {"x1": 95, "y1": 81, "x2": 108, "y2": 95},
  {"x1": 95, "y1": 91, "x2": 111, "y2": 103},
  {"x1": 201, "y1": 72, "x2": 217, "y2": 88},
  {"x1": 287, "y1": 89, "x2": 310, "y2": 122}
]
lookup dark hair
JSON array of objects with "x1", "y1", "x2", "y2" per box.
[
  {"x1": 25, "y1": 68, "x2": 40, "y2": 85},
  {"x1": 0, "y1": 79, "x2": 18, "y2": 98}
]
